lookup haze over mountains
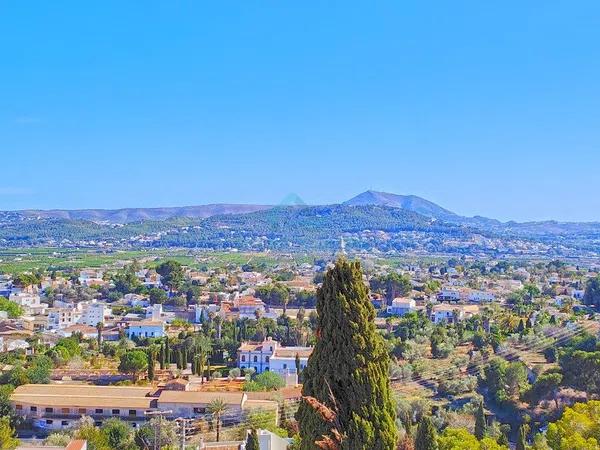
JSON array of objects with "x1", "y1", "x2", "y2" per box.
[
  {"x1": 1, "y1": 191, "x2": 598, "y2": 257},
  {"x1": 16, "y1": 190, "x2": 500, "y2": 224},
  {"x1": 18, "y1": 204, "x2": 271, "y2": 223}
]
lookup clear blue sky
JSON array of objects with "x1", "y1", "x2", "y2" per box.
[{"x1": 1, "y1": 2, "x2": 599, "y2": 222}]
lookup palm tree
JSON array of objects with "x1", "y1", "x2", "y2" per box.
[
  {"x1": 194, "y1": 334, "x2": 212, "y2": 383},
  {"x1": 208, "y1": 398, "x2": 228, "y2": 442}
]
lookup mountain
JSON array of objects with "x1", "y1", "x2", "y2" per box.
[
  {"x1": 343, "y1": 191, "x2": 503, "y2": 228},
  {"x1": 343, "y1": 191, "x2": 458, "y2": 220},
  {"x1": 18, "y1": 204, "x2": 271, "y2": 223},
  {"x1": 154, "y1": 204, "x2": 466, "y2": 251}
]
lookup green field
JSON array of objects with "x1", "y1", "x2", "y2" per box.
[{"x1": 0, "y1": 248, "x2": 319, "y2": 274}]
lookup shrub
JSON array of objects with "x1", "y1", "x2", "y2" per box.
[{"x1": 254, "y1": 371, "x2": 285, "y2": 391}]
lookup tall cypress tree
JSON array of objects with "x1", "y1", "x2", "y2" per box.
[
  {"x1": 474, "y1": 401, "x2": 486, "y2": 440},
  {"x1": 165, "y1": 337, "x2": 170, "y2": 366},
  {"x1": 176, "y1": 349, "x2": 183, "y2": 370},
  {"x1": 516, "y1": 424, "x2": 527, "y2": 450},
  {"x1": 147, "y1": 350, "x2": 155, "y2": 382},
  {"x1": 182, "y1": 349, "x2": 188, "y2": 370},
  {"x1": 415, "y1": 416, "x2": 438, "y2": 450},
  {"x1": 296, "y1": 258, "x2": 397, "y2": 449},
  {"x1": 159, "y1": 343, "x2": 165, "y2": 370}
]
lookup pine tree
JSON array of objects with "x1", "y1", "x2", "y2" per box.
[
  {"x1": 415, "y1": 416, "x2": 438, "y2": 450},
  {"x1": 516, "y1": 424, "x2": 527, "y2": 450},
  {"x1": 474, "y1": 401, "x2": 486, "y2": 440},
  {"x1": 246, "y1": 428, "x2": 260, "y2": 450},
  {"x1": 296, "y1": 258, "x2": 397, "y2": 449}
]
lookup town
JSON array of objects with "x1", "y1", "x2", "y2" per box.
[
  {"x1": 3, "y1": 1, "x2": 599, "y2": 448},
  {"x1": 0, "y1": 248, "x2": 599, "y2": 449}
]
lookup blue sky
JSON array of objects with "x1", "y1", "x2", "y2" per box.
[{"x1": 1, "y1": 1, "x2": 599, "y2": 222}]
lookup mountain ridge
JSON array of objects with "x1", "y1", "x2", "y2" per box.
[
  {"x1": 17, "y1": 204, "x2": 271, "y2": 223},
  {"x1": 8, "y1": 191, "x2": 600, "y2": 228},
  {"x1": 343, "y1": 190, "x2": 458, "y2": 220}
]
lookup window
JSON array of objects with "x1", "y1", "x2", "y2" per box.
[
  {"x1": 15, "y1": 405, "x2": 22, "y2": 410},
  {"x1": 46, "y1": 419, "x2": 53, "y2": 425},
  {"x1": 283, "y1": 363, "x2": 287, "y2": 370},
  {"x1": 129, "y1": 410, "x2": 137, "y2": 416},
  {"x1": 61, "y1": 421, "x2": 68, "y2": 426},
  {"x1": 193, "y1": 407, "x2": 206, "y2": 414},
  {"x1": 78, "y1": 408, "x2": 86, "y2": 414},
  {"x1": 241, "y1": 355, "x2": 246, "y2": 362},
  {"x1": 30, "y1": 406, "x2": 37, "y2": 412},
  {"x1": 95, "y1": 409, "x2": 103, "y2": 414},
  {"x1": 112, "y1": 409, "x2": 120, "y2": 415},
  {"x1": 253, "y1": 355, "x2": 258, "y2": 362},
  {"x1": 45, "y1": 407, "x2": 54, "y2": 413},
  {"x1": 265, "y1": 356, "x2": 270, "y2": 362},
  {"x1": 62, "y1": 408, "x2": 70, "y2": 414}
]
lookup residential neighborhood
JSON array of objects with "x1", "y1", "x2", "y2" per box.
[{"x1": 0, "y1": 250, "x2": 599, "y2": 448}]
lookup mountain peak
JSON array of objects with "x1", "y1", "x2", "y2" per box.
[
  {"x1": 279, "y1": 193, "x2": 307, "y2": 206},
  {"x1": 343, "y1": 191, "x2": 457, "y2": 220}
]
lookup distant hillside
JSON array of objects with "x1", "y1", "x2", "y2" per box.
[
  {"x1": 343, "y1": 191, "x2": 458, "y2": 220},
  {"x1": 19, "y1": 204, "x2": 271, "y2": 223},
  {"x1": 154, "y1": 204, "x2": 469, "y2": 251},
  {"x1": 1, "y1": 193, "x2": 599, "y2": 256},
  {"x1": 343, "y1": 191, "x2": 503, "y2": 228}
]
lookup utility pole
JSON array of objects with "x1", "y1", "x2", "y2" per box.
[{"x1": 145, "y1": 410, "x2": 172, "y2": 450}]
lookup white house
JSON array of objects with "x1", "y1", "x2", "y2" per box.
[
  {"x1": 437, "y1": 289, "x2": 461, "y2": 302},
  {"x1": 269, "y1": 346, "x2": 311, "y2": 375},
  {"x1": 237, "y1": 337, "x2": 312, "y2": 374},
  {"x1": 467, "y1": 291, "x2": 495, "y2": 303},
  {"x1": 126, "y1": 320, "x2": 165, "y2": 339},
  {"x1": 59, "y1": 324, "x2": 98, "y2": 340},
  {"x1": 124, "y1": 293, "x2": 150, "y2": 308},
  {"x1": 235, "y1": 296, "x2": 266, "y2": 319},
  {"x1": 430, "y1": 304, "x2": 479, "y2": 324},
  {"x1": 9, "y1": 292, "x2": 46, "y2": 315},
  {"x1": 386, "y1": 298, "x2": 416, "y2": 316},
  {"x1": 250, "y1": 429, "x2": 291, "y2": 450},
  {"x1": 78, "y1": 270, "x2": 105, "y2": 287}
]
